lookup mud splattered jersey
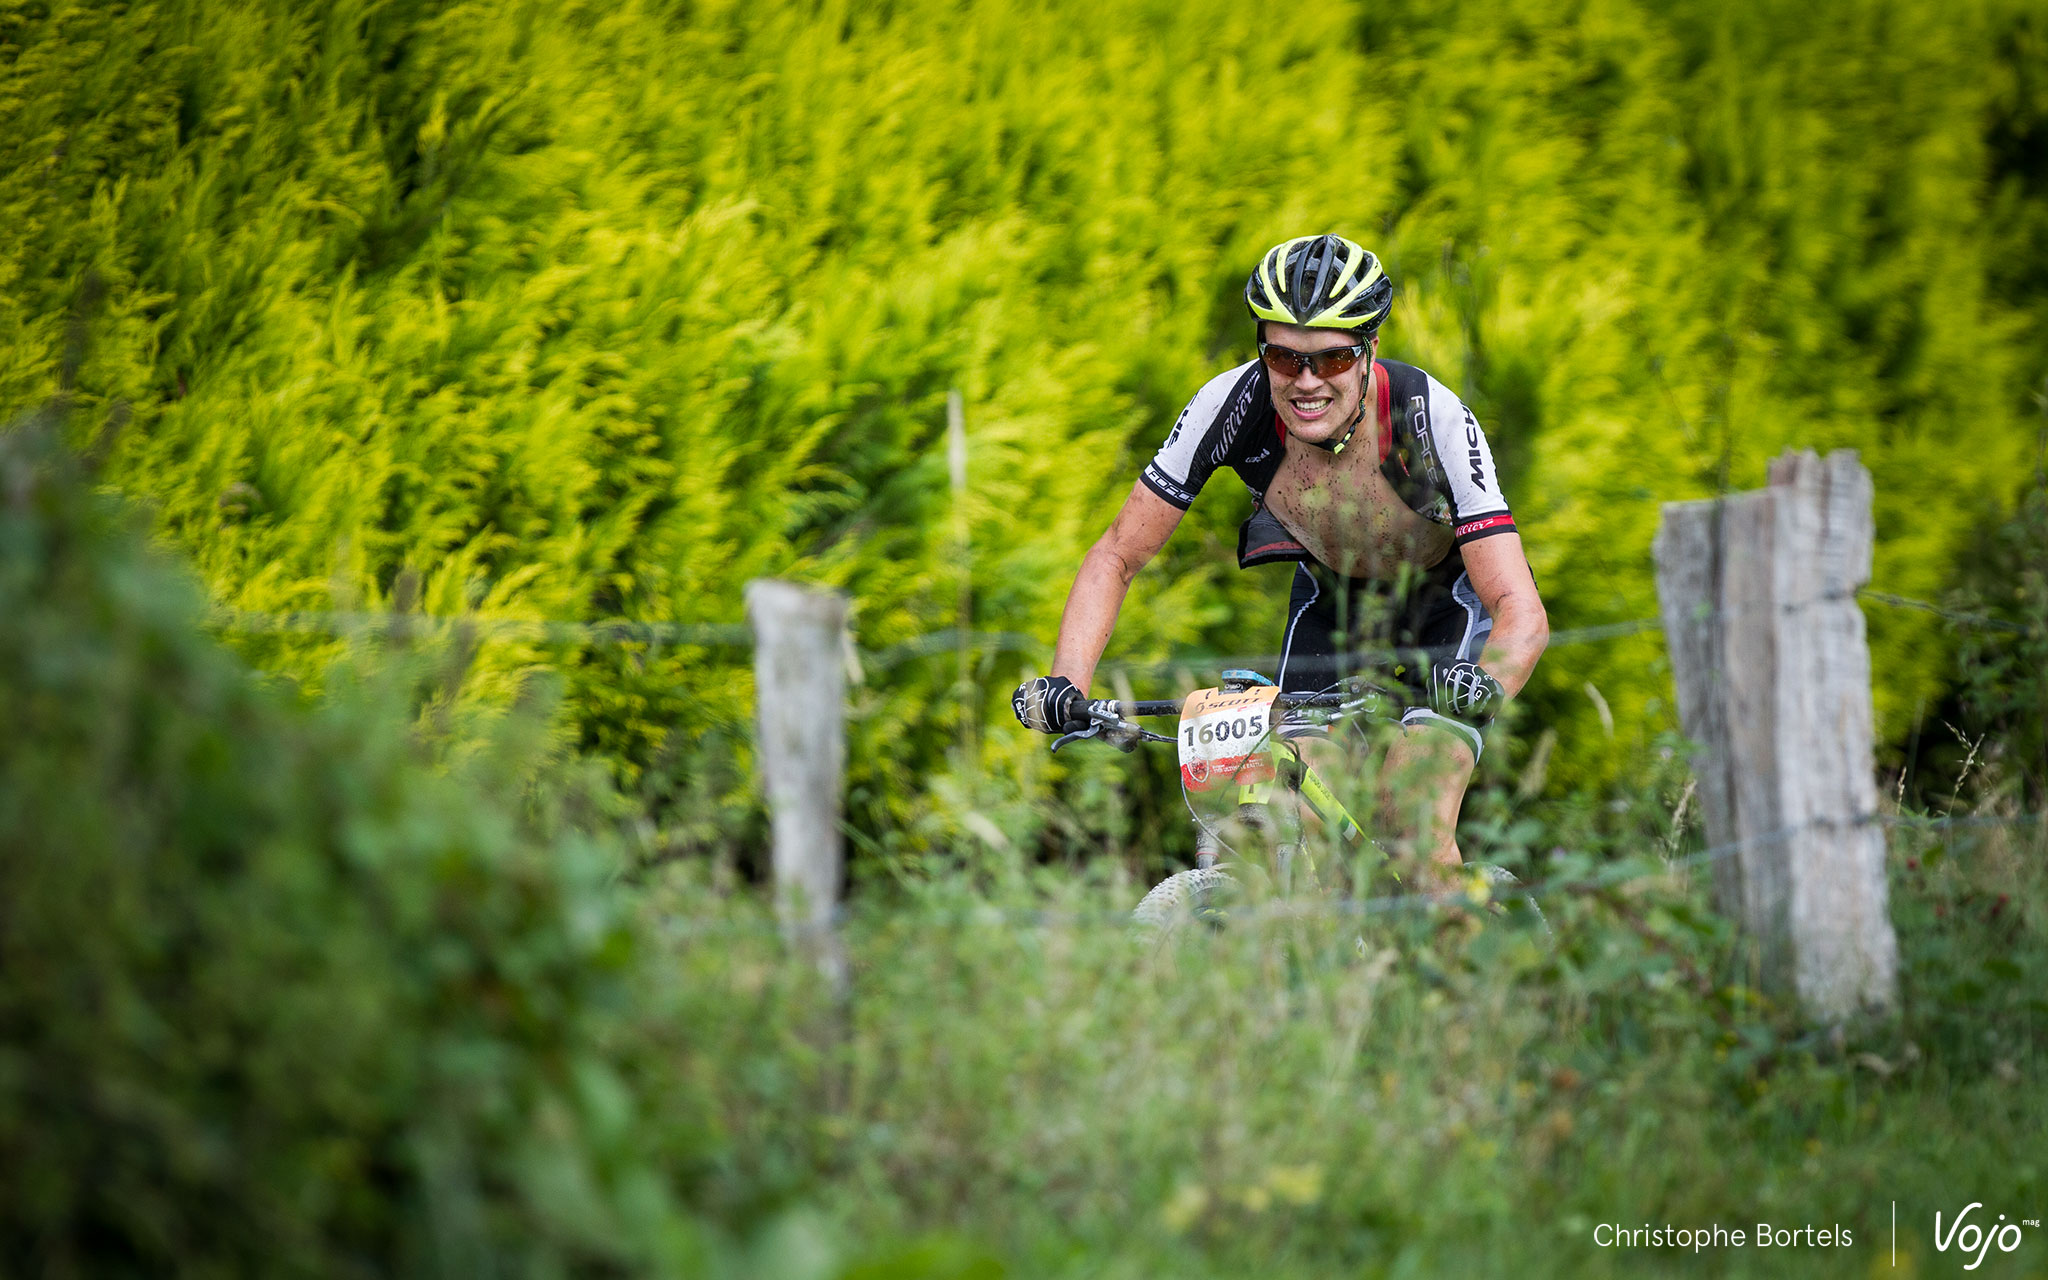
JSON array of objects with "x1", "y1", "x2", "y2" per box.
[{"x1": 1139, "y1": 358, "x2": 1517, "y2": 566}]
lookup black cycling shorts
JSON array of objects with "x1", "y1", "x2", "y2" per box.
[{"x1": 1275, "y1": 560, "x2": 1493, "y2": 758}]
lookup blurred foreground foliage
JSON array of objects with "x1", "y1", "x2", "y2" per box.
[
  {"x1": 0, "y1": 422, "x2": 729, "y2": 1273},
  {"x1": 3, "y1": 0, "x2": 2047, "y2": 861},
  {"x1": 4, "y1": 421, "x2": 2044, "y2": 1277}
]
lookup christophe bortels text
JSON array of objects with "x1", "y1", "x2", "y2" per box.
[{"x1": 1593, "y1": 1223, "x2": 1853, "y2": 1252}]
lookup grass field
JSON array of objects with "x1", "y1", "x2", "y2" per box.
[{"x1": 639, "y1": 805, "x2": 2047, "y2": 1279}]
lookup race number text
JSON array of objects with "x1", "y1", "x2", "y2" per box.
[{"x1": 1177, "y1": 686, "x2": 1282, "y2": 792}]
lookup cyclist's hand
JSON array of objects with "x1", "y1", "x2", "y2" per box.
[
  {"x1": 1013, "y1": 675, "x2": 1087, "y2": 734},
  {"x1": 1429, "y1": 659, "x2": 1505, "y2": 721}
]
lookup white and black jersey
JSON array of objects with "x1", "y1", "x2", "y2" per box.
[
  {"x1": 1139, "y1": 358, "x2": 1517, "y2": 556},
  {"x1": 1140, "y1": 357, "x2": 1523, "y2": 757}
]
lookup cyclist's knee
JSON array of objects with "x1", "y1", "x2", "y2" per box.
[{"x1": 1383, "y1": 727, "x2": 1475, "y2": 796}]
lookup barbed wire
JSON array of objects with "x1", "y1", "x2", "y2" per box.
[
  {"x1": 206, "y1": 605, "x2": 1039, "y2": 671},
  {"x1": 1855, "y1": 590, "x2": 2033, "y2": 635},
  {"x1": 202, "y1": 583, "x2": 2033, "y2": 682},
  {"x1": 1878, "y1": 810, "x2": 2048, "y2": 832},
  {"x1": 197, "y1": 581, "x2": 2040, "y2": 944},
  {"x1": 208, "y1": 607, "x2": 756, "y2": 648}
]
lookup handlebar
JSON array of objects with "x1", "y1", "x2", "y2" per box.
[
  {"x1": 1046, "y1": 700, "x2": 1176, "y2": 754},
  {"x1": 1085, "y1": 689, "x2": 1357, "y2": 719},
  {"x1": 1048, "y1": 678, "x2": 1391, "y2": 754}
]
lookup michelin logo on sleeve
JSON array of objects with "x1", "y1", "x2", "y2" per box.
[{"x1": 1464, "y1": 407, "x2": 1486, "y2": 491}]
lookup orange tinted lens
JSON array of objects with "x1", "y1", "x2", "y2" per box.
[
  {"x1": 1307, "y1": 347, "x2": 1362, "y2": 377},
  {"x1": 1262, "y1": 344, "x2": 1363, "y2": 378},
  {"x1": 1260, "y1": 346, "x2": 1310, "y2": 376}
]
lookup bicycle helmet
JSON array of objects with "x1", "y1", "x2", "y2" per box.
[
  {"x1": 1244, "y1": 234, "x2": 1393, "y2": 334},
  {"x1": 1246, "y1": 234, "x2": 1393, "y2": 455}
]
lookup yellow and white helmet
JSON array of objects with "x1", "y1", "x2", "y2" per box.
[{"x1": 1244, "y1": 234, "x2": 1394, "y2": 333}]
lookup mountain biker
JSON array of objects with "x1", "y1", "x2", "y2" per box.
[{"x1": 1013, "y1": 234, "x2": 1549, "y2": 884}]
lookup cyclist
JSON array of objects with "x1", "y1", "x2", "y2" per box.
[{"x1": 1013, "y1": 234, "x2": 1549, "y2": 885}]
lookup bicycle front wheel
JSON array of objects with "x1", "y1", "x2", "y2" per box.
[
  {"x1": 1466, "y1": 862, "x2": 1551, "y2": 937},
  {"x1": 1131, "y1": 865, "x2": 1242, "y2": 936}
]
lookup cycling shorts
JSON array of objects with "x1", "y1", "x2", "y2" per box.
[{"x1": 1274, "y1": 560, "x2": 1494, "y2": 759}]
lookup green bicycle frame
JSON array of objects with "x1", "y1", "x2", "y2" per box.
[
  {"x1": 1234, "y1": 751, "x2": 1361, "y2": 842},
  {"x1": 1233, "y1": 748, "x2": 1400, "y2": 886}
]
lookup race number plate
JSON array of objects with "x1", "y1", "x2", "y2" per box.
[{"x1": 1177, "y1": 686, "x2": 1282, "y2": 792}]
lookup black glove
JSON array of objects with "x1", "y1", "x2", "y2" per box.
[
  {"x1": 1013, "y1": 675, "x2": 1088, "y2": 734},
  {"x1": 1429, "y1": 659, "x2": 1505, "y2": 722}
]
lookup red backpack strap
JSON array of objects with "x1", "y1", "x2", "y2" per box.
[{"x1": 1375, "y1": 360, "x2": 1392, "y2": 462}]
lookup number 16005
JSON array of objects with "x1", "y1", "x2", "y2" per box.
[{"x1": 1184, "y1": 713, "x2": 1267, "y2": 747}]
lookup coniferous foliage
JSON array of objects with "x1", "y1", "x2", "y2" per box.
[{"x1": 4, "y1": 0, "x2": 2045, "y2": 838}]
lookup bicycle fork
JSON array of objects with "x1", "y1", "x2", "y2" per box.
[{"x1": 1194, "y1": 776, "x2": 1315, "y2": 895}]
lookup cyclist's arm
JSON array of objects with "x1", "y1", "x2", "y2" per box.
[
  {"x1": 1050, "y1": 481, "x2": 1184, "y2": 694},
  {"x1": 1459, "y1": 531, "x2": 1549, "y2": 696}
]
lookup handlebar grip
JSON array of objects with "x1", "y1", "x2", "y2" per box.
[{"x1": 1087, "y1": 697, "x2": 1184, "y2": 719}]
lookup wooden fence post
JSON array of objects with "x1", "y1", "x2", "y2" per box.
[
  {"x1": 745, "y1": 579, "x2": 850, "y2": 996},
  {"x1": 1653, "y1": 449, "x2": 1898, "y2": 1021}
]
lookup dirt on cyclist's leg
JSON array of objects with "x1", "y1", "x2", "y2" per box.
[{"x1": 1378, "y1": 724, "x2": 1476, "y2": 893}]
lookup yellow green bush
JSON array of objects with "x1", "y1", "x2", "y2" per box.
[{"x1": 4, "y1": 0, "x2": 2045, "y2": 839}]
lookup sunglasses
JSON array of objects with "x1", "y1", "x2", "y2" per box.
[{"x1": 1258, "y1": 340, "x2": 1371, "y2": 379}]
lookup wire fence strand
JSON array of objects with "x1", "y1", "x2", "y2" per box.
[
  {"x1": 204, "y1": 581, "x2": 2037, "y2": 934},
  {"x1": 1856, "y1": 590, "x2": 2033, "y2": 635},
  {"x1": 203, "y1": 582, "x2": 2033, "y2": 680}
]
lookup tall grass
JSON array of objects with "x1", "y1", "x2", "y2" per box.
[{"x1": 646, "y1": 809, "x2": 2046, "y2": 1278}]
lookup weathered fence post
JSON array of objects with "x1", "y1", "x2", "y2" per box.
[
  {"x1": 1653, "y1": 449, "x2": 1898, "y2": 1021},
  {"x1": 745, "y1": 579, "x2": 850, "y2": 996}
]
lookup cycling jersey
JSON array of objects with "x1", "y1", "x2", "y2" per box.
[
  {"x1": 1139, "y1": 358, "x2": 1517, "y2": 561},
  {"x1": 1139, "y1": 357, "x2": 1519, "y2": 758}
]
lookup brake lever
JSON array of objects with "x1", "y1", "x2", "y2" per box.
[
  {"x1": 1053, "y1": 702, "x2": 1172, "y2": 755},
  {"x1": 1050, "y1": 724, "x2": 1102, "y2": 753}
]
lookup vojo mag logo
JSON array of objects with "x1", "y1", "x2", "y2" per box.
[{"x1": 1933, "y1": 1203, "x2": 2039, "y2": 1270}]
